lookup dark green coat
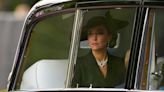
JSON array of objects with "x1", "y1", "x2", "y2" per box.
[{"x1": 71, "y1": 51, "x2": 126, "y2": 88}]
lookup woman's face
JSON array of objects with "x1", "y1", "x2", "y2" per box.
[{"x1": 87, "y1": 25, "x2": 111, "y2": 51}]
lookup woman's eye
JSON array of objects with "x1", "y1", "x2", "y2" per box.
[{"x1": 88, "y1": 32, "x2": 105, "y2": 35}]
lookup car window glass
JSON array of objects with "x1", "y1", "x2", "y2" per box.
[
  {"x1": 71, "y1": 8, "x2": 136, "y2": 88},
  {"x1": 15, "y1": 12, "x2": 75, "y2": 90},
  {"x1": 138, "y1": 8, "x2": 164, "y2": 90},
  {"x1": 149, "y1": 9, "x2": 164, "y2": 90}
]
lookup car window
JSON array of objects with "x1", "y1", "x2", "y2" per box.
[
  {"x1": 137, "y1": 8, "x2": 164, "y2": 90},
  {"x1": 15, "y1": 12, "x2": 75, "y2": 90},
  {"x1": 71, "y1": 8, "x2": 136, "y2": 88}
]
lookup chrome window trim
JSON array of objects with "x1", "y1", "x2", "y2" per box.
[
  {"x1": 65, "y1": 9, "x2": 83, "y2": 88},
  {"x1": 134, "y1": 8, "x2": 149, "y2": 89}
]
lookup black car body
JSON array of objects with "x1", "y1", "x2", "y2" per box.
[{"x1": 7, "y1": 0, "x2": 164, "y2": 91}]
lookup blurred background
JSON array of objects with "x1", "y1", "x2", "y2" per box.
[{"x1": 0, "y1": 0, "x2": 39, "y2": 91}]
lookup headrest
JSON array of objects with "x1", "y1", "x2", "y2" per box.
[{"x1": 20, "y1": 59, "x2": 68, "y2": 89}]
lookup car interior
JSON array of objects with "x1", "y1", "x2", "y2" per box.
[{"x1": 19, "y1": 8, "x2": 135, "y2": 89}]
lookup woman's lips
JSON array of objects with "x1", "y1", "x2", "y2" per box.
[{"x1": 91, "y1": 43, "x2": 98, "y2": 46}]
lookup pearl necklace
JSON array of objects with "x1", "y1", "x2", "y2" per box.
[{"x1": 96, "y1": 56, "x2": 108, "y2": 68}]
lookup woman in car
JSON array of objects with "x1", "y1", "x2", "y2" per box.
[{"x1": 71, "y1": 13, "x2": 128, "y2": 88}]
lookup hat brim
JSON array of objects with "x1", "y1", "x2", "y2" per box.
[{"x1": 80, "y1": 16, "x2": 129, "y2": 41}]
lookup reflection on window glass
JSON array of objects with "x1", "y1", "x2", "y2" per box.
[
  {"x1": 137, "y1": 9, "x2": 154, "y2": 90},
  {"x1": 139, "y1": 9, "x2": 164, "y2": 90},
  {"x1": 71, "y1": 8, "x2": 136, "y2": 88},
  {"x1": 15, "y1": 12, "x2": 75, "y2": 90},
  {"x1": 150, "y1": 9, "x2": 164, "y2": 90}
]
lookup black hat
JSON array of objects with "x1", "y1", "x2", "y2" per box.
[{"x1": 80, "y1": 11, "x2": 129, "y2": 48}]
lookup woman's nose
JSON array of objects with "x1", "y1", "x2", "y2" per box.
[{"x1": 93, "y1": 34, "x2": 97, "y2": 40}]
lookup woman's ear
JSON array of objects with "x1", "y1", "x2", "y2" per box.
[{"x1": 108, "y1": 33, "x2": 117, "y2": 48}]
